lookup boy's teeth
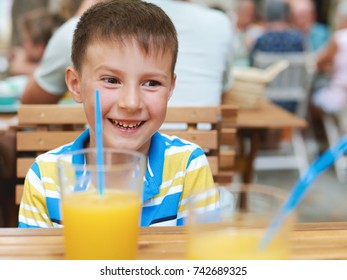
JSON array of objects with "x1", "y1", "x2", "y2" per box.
[{"x1": 111, "y1": 120, "x2": 142, "y2": 128}]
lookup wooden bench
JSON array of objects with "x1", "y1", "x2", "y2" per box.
[{"x1": 15, "y1": 104, "x2": 238, "y2": 204}]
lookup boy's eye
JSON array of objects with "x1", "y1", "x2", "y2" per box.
[
  {"x1": 103, "y1": 77, "x2": 119, "y2": 84},
  {"x1": 143, "y1": 80, "x2": 160, "y2": 87}
]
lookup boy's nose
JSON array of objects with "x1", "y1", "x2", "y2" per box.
[{"x1": 118, "y1": 86, "x2": 143, "y2": 111}]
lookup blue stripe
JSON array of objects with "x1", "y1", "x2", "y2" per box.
[
  {"x1": 164, "y1": 135, "x2": 193, "y2": 147},
  {"x1": 31, "y1": 162, "x2": 41, "y2": 180},
  {"x1": 46, "y1": 197, "x2": 61, "y2": 222},
  {"x1": 189, "y1": 148, "x2": 205, "y2": 160},
  {"x1": 18, "y1": 222, "x2": 40, "y2": 228},
  {"x1": 176, "y1": 217, "x2": 186, "y2": 226},
  {"x1": 50, "y1": 144, "x2": 74, "y2": 155},
  {"x1": 141, "y1": 192, "x2": 181, "y2": 226},
  {"x1": 186, "y1": 149, "x2": 205, "y2": 169}
]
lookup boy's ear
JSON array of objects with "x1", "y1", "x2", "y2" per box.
[
  {"x1": 168, "y1": 74, "x2": 176, "y2": 100},
  {"x1": 65, "y1": 66, "x2": 83, "y2": 103}
]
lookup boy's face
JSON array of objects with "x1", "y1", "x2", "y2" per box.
[{"x1": 66, "y1": 39, "x2": 176, "y2": 155}]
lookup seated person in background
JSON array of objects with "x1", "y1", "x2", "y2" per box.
[
  {"x1": 18, "y1": 0, "x2": 217, "y2": 228},
  {"x1": 312, "y1": 3, "x2": 347, "y2": 134},
  {"x1": 289, "y1": 0, "x2": 330, "y2": 52},
  {"x1": 9, "y1": 8, "x2": 64, "y2": 76},
  {"x1": 20, "y1": 0, "x2": 103, "y2": 104},
  {"x1": 58, "y1": 0, "x2": 85, "y2": 21},
  {"x1": 232, "y1": 0, "x2": 265, "y2": 67},
  {"x1": 10, "y1": 0, "x2": 50, "y2": 48},
  {"x1": 250, "y1": 0, "x2": 304, "y2": 113},
  {"x1": 147, "y1": 0, "x2": 233, "y2": 106}
]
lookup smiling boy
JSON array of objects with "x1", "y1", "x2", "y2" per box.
[{"x1": 18, "y1": 0, "x2": 218, "y2": 228}]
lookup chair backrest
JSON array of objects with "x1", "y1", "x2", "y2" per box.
[
  {"x1": 253, "y1": 51, "x2": 313, "y2": 118},
  {"x1": 15, "y1": 104, "x2": 238, "y2": 204}
]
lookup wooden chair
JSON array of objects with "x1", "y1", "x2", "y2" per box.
[
  {"x1": 15, "y1": 104, "x2": 238, "y2": 204},
  {"x1": 160, "y1": 105, "x2": 238, "y2": 184},
  {"x1": 16, "y1": 104, "x2": 86, "y2": 205},
  {"x1": 252, "y1": 52, "x2": 313, "y2": 177}
]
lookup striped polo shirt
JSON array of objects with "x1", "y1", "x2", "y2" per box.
[{"x1": 18, "y1": 129, "x2": 217, "y2": 228}]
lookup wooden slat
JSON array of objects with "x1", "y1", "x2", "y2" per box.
[
  {"x1": 206, "y1": 156, "x2": 218, "y2": 176},
  {"x1": 165, "y1": 107, "x2": 219, "y2": 123},
  {"x1": 15, "y1": 185, "x2": 23, "y2": 205},
  {"x1": 220, "y1": 127, "x2": 237, "y2": 146},
  {"x1": 219, "y1": 150, "x2": 236, "y2": 170},
  {"x1": 17, "y1": 158, "x2": 35, "y2": 178},
  {"x1": 17, "y1": 131, "x2": 82, "y2": 151},
  {"x1": 18, "y1": 105, "x2": 86, "y2": 125},
  {"x1": 160, "y1": 130, "x2": 218, "y2": 149}
]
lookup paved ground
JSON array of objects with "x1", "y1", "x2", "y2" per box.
[{"x1": 254, "y1": 168, "x2": 347, "y2": 223}]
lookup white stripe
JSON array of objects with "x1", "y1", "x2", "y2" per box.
[
  {"x1": 18, "y1": 215, "x2": 51, "y2": 228},
  {"x1": 20, "y1": 203, "x2": 49, "y2": 220},
  {"x1": 147, "y1": 158, "x2": 154, "y2": 177},
  {"x1": 45, "y1": 190, "x2": 60, "y2": 199},
  {"x1": 177, "y1": 201, "x2": 219, "y2": 220},
  {"x1": 165, "y1": 144, "x2": 197, "y2": 156},
  {"x1": 26, "y1": 169, "x2": 45, "y2": 196},
  {"x1": 143, "y1": 185, "x2": 183, "y2": 207},
  {"x1": 161, "y1": 171, "x2": 185, "y2": 189},
  {"x1": 180, "y1": 187, "x2": 219, "y2": 207},
  {"x1": 150, "y1": 219, "x2": 177, "y2": 226},
  {"x1": 41, "y1": 177, "x2": 56, "y2": 184},
  {"x1": 186, "y1": 155, "x2": 208, "y2": 172},
  {"x1": 52, "y1": 223, "x2": 63, "y2": 228},
  {"x1": 37, "y1": 154, "x2": 60, "y2": 162}
]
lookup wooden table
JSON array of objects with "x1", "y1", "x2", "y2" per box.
[
  {"x1": 232, "y1": 99, "x2": 307, "y2": 183},
  {"x1": 1, "y1": 222, "x2": 347, "y2": 260}
]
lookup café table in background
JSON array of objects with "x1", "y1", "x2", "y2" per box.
[
  {"x1": 230, "y1": 98, "x2": 307, "y2": 183},
  {"x1": 0, "y1": 221, "x2": 347, "y2": 260}
]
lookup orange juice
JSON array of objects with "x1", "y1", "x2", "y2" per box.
[
  {"x1": 186, "y1": 229, "x2": 289, "y2": 260},
  {"x1": 62, "y1": 190, "x2": 141, "y2": 260}
]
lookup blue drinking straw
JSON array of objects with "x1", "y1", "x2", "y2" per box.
[
  {"x1": 95, "y1": 89, "x2": 104, "y2": 196},
  {"x1": 260, "y1": 134, "x2": 347, "y2": 249}
]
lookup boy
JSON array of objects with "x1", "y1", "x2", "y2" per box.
[{"x1": 19, "y1": 0, "x2": 217, "y2": 228}]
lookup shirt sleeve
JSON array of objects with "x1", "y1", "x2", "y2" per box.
[
  {"x1": 18, "y1": 161, "x2": 53, "y2": 228},
  {"x1": 177, "y1": 147, "x2": 219, "y2": 225}
]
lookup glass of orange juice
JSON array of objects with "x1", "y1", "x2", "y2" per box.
[
  {"x1": 57, "y1": 148, "x2": 145, "y2": 260},
  {"x1": 185, "y1": 184, "x2": 295, "y2": 260}
]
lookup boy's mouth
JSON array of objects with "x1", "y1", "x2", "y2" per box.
[{"x1": 109, "y1": 119, "x2": 144, "y2": 129}]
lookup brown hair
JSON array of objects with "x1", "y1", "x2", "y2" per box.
[
  {"x1": 20, "y1": 8, "x2": 64, "y2": 45},
  {"x1": 71, "y1": 0, "x2": 178, "y2": 74}
]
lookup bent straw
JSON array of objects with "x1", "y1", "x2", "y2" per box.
[
  {"x1": 95, "y1": 89, "x2": 104, "y2": 195},
  {"x1": 260, "y1": 134, "x2": 347, "y2": 249}
]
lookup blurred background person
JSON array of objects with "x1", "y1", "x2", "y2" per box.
[
  {"x1": 289, "y1": 0, "x2": 330, "y2": 52},
  {"x1": 232, "y1": 0, "x2": 265, "y2": 67},
  {"x1": 312, "y1": 2, "x2": 347, "y2": 134},
  {"x1": 9, "y1": 8, "x2": 64, "y2": 76},
  {"x1": 10, "y1": 0, "x2": 50, "y2": 49},
  {"x1": 249, "y1": 0, "x2": 304, "y2": 62},
  {"x1": 249, "y1": 0, "x2": 304, "y2": 70},
  {"x1": 58, "y1": 0, "x2": 85, "y2": 21},
  {"x1": 21, "y1": 0, "x2": 100, "y2": 104},
  {"x1": 147, "y1": 0, "x2": 233, "y2": 107}
]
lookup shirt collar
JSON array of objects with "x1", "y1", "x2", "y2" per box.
[
  {"x1": 143, "y1": 132, "x2": 166, "y2": 202},
  {"x1": 69, "y1": 129, "x2": 165, "y2": 202},
  {"x1": 71, "y1": 129, "x2": 90, "y2": 165}
]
